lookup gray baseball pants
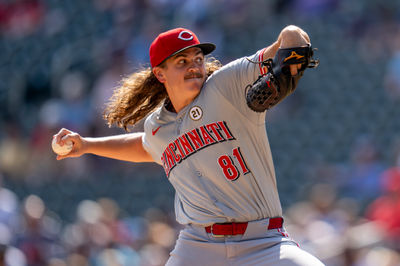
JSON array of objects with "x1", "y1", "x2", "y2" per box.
[{"x1": 166, "y1": 218, "x2": 325, "y2": 266}]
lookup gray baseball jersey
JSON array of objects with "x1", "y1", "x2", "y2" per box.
[{"x1": 143, "y1": 49, "x2": 283, "y2": 226}]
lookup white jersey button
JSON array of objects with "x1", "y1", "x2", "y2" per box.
[
  {"x1": 177, "y1": 118, "x2": 183, "y2": 123},
  {"x1": 196, "y1": 171, "x2": 202, "y2": 176}
]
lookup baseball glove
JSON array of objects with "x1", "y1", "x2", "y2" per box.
[{"x1": 246, "y1": 44, "x2": 319, "y2": 112}]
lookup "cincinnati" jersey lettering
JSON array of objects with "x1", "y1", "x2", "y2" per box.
[{"x1": 161, "y1": 121, "x2": 235, "y2": 177}]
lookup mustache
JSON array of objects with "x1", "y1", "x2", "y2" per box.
[{"x1": 184, "y1": 72, "x2": 203, "y2": 79}]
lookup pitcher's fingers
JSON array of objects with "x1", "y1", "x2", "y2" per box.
[
  {"x1": 63, "y1": 133, "x2": 81, "y2": 146},
  {"x1": 56, "y1": 147, "x2": 80, "y2": 160},
  {"x1": 57, "y1": 154, "x2": 70, "y2": 161},
  {"x1": 54, "y1": 128, "x2": 72, "y2": 143},
  {"x1": 290, "y1": 64, "x2": 297, "y2": 76}
]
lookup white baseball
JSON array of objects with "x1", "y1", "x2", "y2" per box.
[{"x1": 52, "y1": 137, "x2": 73, "y2": 155}]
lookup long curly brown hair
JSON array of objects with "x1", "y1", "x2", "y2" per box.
[{"x1": 104, "y1": 57, "x2": 222, "y2": 131}]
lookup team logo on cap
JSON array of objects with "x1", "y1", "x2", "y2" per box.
[
  {"x1": 178, "y1": 31, "x2": 194, "y2": 41},
  {"x1": 189, "y1": 106, "x2": 203, "y2": 121}
]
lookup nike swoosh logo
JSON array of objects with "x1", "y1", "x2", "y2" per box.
[
  {"x1": 152, "y1": 126, "x2": 161, "y2": 135},
  {"x1": 283, "y1": 51, "x2": 304, "y2": 62}
]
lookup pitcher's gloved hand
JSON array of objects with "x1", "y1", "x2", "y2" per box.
[{"x1": 246, "y1": 45, "x2": 319, "y2": 112}]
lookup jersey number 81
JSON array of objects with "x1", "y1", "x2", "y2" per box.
[{"x1": 217, "y1": 147, "x2": 250, "y2": 181}]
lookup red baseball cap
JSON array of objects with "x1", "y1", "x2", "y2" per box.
[{"x1": 149, "y1": 28, "x2": 216, "y2": 68}]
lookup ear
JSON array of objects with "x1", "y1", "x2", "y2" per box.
[{"x1": 153, "y1": 67, "x2": 166, "y2": 83}]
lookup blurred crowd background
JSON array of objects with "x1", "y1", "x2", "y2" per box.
[{"x1": 1, "y1": 0, "x2": 400, "y2": 265}]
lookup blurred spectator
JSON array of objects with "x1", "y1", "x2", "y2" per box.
[
  {"x1": 366, "y1": 167, "x2": 400, "y2": 251},
  {"x1": 384, "y1": 50, "x2": 400, "y2": 100},
  {"x1": 56, "y1": 71, "x2": 92, "y2": 133},
  {"x1": 0, "y1": 0, "x2": 45, "y2": 38},
  {"x1": 3, "y1": 245, "x2": 27, "y2": 266},
  {"x1": 125, "y1": 19, "x2": 162, "y2": 66},
  {"x1": 285, "y1": 183, "x2": 359, "y2": 265},
  {"x1": 289, "y1": 0, "x2": 340, "y2": 18},
  {"x1": 285, "y1": 182, "x2": 391, "y2": 266},
  {"x1": 0, "y1": 123, "x2": 30, "y2": 179},
  {"x1": 351, "y1": 2, "x2": 400, "y2": 62},
  {"x1": 14, "y1": 195, "x2": 63, "y2": 266},
  {"x1": 338, "y1": 135, "x2": 386, "y2": 207},
  {"x1": 0, "y1": 174, "x2": 19, "y2": 234},
  {"x1": 62, "y1": 199, "x2": 143, "y2": 266},
  {"x1": 91, "y1": 50, "x2": 129, "y2": 135}
]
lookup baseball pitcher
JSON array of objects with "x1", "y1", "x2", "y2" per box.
[{"x1": 53, "y1": 26, "x2": 323, "y2": 265}]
